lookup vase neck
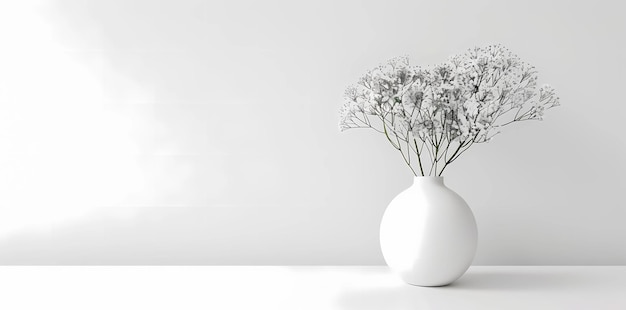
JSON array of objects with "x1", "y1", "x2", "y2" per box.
[{"x1": 413, "y1": 176, "x2": 444, "y2": 186}]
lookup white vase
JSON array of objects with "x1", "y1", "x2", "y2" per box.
[{"x1": 380, "y1": 176, "x2": 477, "y2": 286}]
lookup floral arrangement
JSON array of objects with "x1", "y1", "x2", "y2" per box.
[{"x1": 339, "y1": 45, "x2": 559, "y2": 176}]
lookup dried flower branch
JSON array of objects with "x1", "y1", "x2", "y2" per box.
[{"x1": 339, "y1": 45, "x2": 560, "y2": 176}]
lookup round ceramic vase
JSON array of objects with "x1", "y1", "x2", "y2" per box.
[{"x1": 380, "y1": 176, "x2": 477, "y2": 286}]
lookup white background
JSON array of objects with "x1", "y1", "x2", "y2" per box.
[{"x1": 0, "y1": 0, "x2": 625, "y2": 265}]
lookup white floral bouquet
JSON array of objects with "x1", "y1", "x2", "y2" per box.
[{"x1": 339, "y1": 45, "x2": 559, "y2": 176}]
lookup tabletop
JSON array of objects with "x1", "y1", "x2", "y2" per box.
[{"x1": 1, "y1": 266, "x2": 624, "y2": 309}]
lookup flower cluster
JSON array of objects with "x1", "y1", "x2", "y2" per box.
[{"x1": 339, "y1": 45, "x2": 559, "y2": 176}]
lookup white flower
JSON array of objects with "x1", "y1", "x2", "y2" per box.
[
  {"x1": 339, "y1": 45, "x2": 559, "y2": 176},
  {"x1": 463, "y1": 97, "x2": 479, "y2": 117}
]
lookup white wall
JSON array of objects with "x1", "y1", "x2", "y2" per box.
[{"x1": 0, "y1": 0, "x2": 625, "y2": 265}]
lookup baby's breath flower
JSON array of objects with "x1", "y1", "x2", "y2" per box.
[{"x1": 339, "y1": 45, "x2": 559, "y2": 176}]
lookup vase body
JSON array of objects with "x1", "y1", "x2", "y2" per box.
[{"x1": 380, "y1": 176, "x2": 477, "y2": 286}]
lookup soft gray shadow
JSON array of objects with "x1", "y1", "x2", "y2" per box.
[
  {"x1": 448, "y1": 269, "x2": 583, "y2": 290},
  {"x1": 335, "y1": 268, "x2": 612, "y2": 310}
]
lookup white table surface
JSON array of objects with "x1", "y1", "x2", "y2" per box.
[{"x1": 0, "y1": 266, "x2": 624, "y2": 310}]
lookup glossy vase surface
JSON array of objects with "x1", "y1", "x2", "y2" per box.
[{"x1": 380, "y1": 176, "x2": 477, "y2": 286}]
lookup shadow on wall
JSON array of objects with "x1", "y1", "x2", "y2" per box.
[{"x1": 0, "y1": 0, "x2": 407, "y2": 264}]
